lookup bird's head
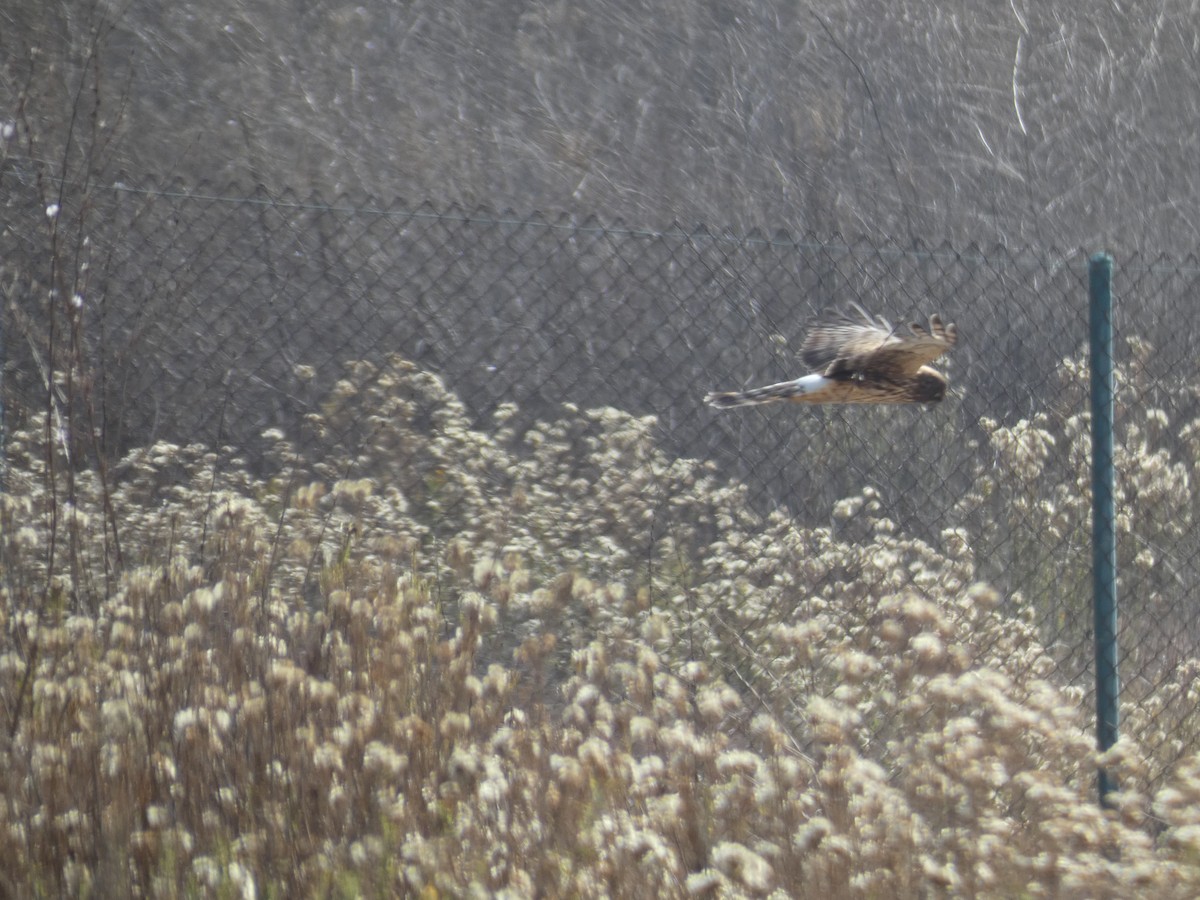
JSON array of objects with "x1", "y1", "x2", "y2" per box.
[{"x1": 913, "y1": 369, "x2": 948, "y2": 403}]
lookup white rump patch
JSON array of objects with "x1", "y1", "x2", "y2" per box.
[{"x1": 790, "y1": 374, "x2": 831, "y2": 395}]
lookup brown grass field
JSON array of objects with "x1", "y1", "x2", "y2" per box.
[{"x1": 3, "y1": 355, "x2": 1200, "y2": 897}]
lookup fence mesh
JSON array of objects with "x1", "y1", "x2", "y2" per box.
[{"x1": 5, "y1": 178, "x2": 1200, "y2": 791}]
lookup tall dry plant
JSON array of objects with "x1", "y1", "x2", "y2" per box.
[{"x1": 4, "y1": 356, "x2": 1200, "y2": 896}]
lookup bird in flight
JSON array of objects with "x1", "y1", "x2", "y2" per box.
[{"x1": 705, "y1": 304, "x2": 957, "y2": 408}]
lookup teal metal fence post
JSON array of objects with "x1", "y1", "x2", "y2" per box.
[{"x1": 1089, "y1": 252, "x2": 1119, "y2": 805}]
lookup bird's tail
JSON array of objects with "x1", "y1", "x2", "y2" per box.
[{"x1": 705, "y1": 377, "x2": 820, "y2": 408}]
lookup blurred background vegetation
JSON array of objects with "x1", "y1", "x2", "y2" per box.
[{"x1": 5, "y1": 0, "x2": 1200, "y2": 249}]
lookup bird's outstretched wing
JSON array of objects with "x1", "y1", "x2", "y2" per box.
[{"x1": 801, "y1": 303, "x2": 956, "y2": 378}]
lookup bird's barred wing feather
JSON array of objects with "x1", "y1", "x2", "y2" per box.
[
  {"x1": 801, "y1": 304, "x2": 956, "y2": 378},
  {"x1": 852, "y1": 314, "x2": 956, "y2": 376},
  {"x1": 800, "y1": 303, "x2": 899, "y2": 371}
]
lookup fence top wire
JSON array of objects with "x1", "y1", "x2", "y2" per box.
[
  {"x1": 101, "y1": 178, "x2": 1105, "y2": 273},
  {"x1": 9, "y1": 171, "x2": 1199, "y2": 275}
]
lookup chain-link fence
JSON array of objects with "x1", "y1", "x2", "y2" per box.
[{"x1": 5, "y1": 178, "x2": 1200, "y2": 790}]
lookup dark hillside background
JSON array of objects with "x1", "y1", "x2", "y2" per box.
[{"x1": 5, "y1": 0, "x2": 1200, "y2": 251}]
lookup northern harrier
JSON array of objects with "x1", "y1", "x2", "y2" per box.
[{"x1": 705, "y1": 304, "x2": 957, "y2": 408}]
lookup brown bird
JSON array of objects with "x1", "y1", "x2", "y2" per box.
[{"x1": 706, "y1": 304, "x2": 957, "y2": 408}]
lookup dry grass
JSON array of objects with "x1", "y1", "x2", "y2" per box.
[{"x1": 3, "y1": 354, "x2": 1200, "y2": 897}]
